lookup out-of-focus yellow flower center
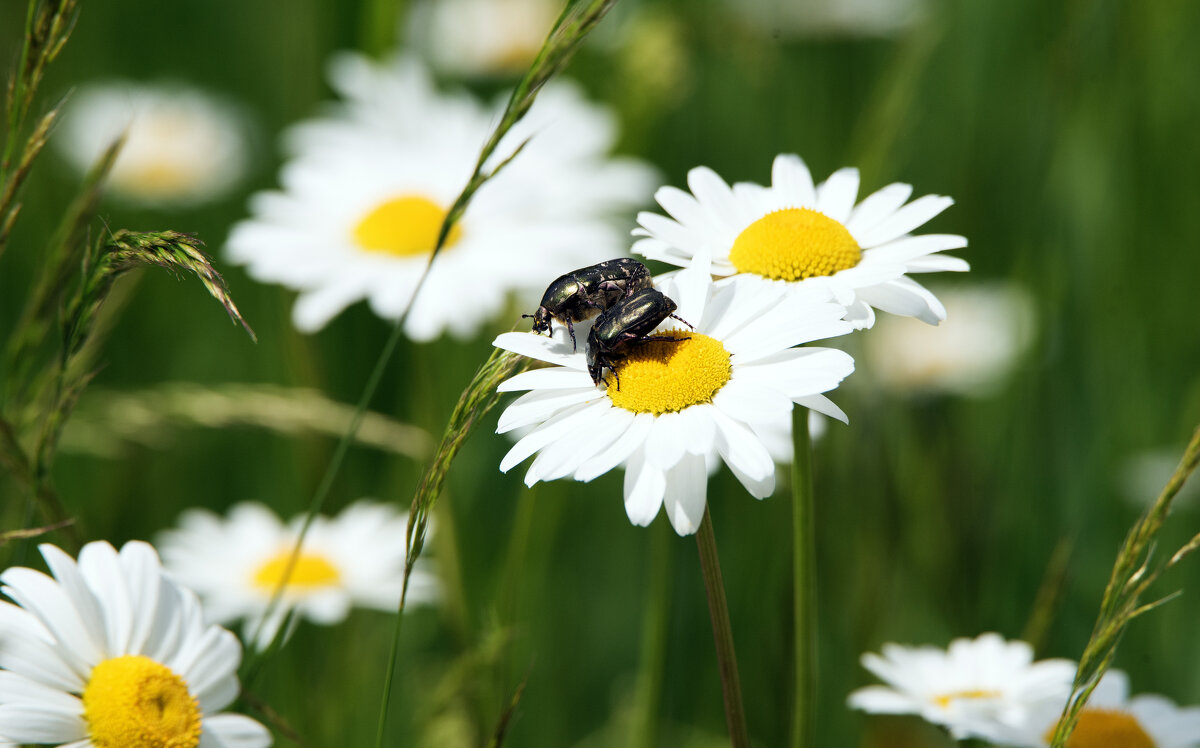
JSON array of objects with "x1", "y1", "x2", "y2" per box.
[
  {"x1": 931, "y1": 689, "x2": 1001, "y2": 708},
  {"x1": 112, "y1": 162, "x2": 196, "y2": 196},
  {"x1": 490, "y1": 40, "x2": 544, "y2": 72},
  {"x1": 82, "y1": 655, "x2": 202, "y2": 748},
  {"x1": 1046, "y1": 709, "x2": 1155, "y2": 748},
  {"x1": 729, "y1": 207, "x2": 862, "y2": 281},
  {"x1": 252, "y1": 549, "x2": 341, "y2": 592},
  {"x1": 607, "y1": 331, "x2": 731, "y2": 414},
  {"x1": 352, "y1": 195, "x2": 462, "y2": 256}
]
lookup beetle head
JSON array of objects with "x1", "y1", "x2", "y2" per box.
[{"x1": 526, "y1": 306, "x2": 553, "y2": 335}]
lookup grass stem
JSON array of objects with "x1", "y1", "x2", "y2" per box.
[{"x1": 695, "y1": 504, "x2": 750, "y2": 748}]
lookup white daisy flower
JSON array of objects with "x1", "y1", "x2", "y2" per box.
[
  {"x1": 847, "y1": 633, "x2": 1076, "y2": 743},
  {"x1": 1005, "y1": 669, "x2": 1200, "y2": 748},
  {"x1": 729, "y1": 0, "x2": 926, "y2": 39},
  {"x1": 226, "y1": 54, "x2": 656, "y2": 339},
  {"x1": 863, "y1": 282, "x2": 1036, "y2": 397},
  {"x1": 0, "y1": 540, "x2": 271, "y2": 748},
  {"x1": 406, "y1": 0, "x2": 560, "y2": 77},
  {"x1": 157, "y1": 501, "x2": 438, "y2": 648},
  {"x1": 493, "y1": 259, "x2": 855, "y2": 536},
  {"x1": 56, "y1": 81, "x2": 250, "y2": 207},
  {"x1": 633, "y1": 153, "x2": 969, "y2": 329}
]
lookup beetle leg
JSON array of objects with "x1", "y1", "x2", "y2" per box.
[
  {"x1": 608, "y1": 360, "x2": 622, "y2": 390},
  {"x1": 637, "y1": 335, "x2": 690, "y2": 344},
  {"x1": 566, "y1": 320, "x2": 577, "y2": 351},
  {"x1": 668, "y1": 313, "x2": 695, "y2": 330},
  {"x1": 597, "y1": 353, "x2": 624, "y2": 391}
]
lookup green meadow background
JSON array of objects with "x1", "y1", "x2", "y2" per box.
[{"x1": 3, "y1": 0, "x2": 1200, "y2": 745}]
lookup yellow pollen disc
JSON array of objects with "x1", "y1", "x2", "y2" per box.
[
  {"x1": 931, "y1": 689, "x2": 1002, "y2": 708},
  {"x1": 1046, "y1": 708, "x2": 1156, "y2": 748},
  {"x1": 352, "y1": 194, "x2": 462, "y2": 257},
  {"x1": 728, "y1": 207, "x2": 862, "y2": 281},
  {"x1": 82, "y1": 655, "x2": 202, "y2": 748},
  {"x1": 252, "y1": 550, "x2": 341, "y2": 592},
  {"x1": 606, "y1": 331, "x2": 731, "y2": 415}
]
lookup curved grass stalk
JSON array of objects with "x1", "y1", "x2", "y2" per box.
[
  {"x1": 219, "y1": 0, "x2": 621, "y2": 736},
  {"x1": 1050, "y1": 424, "x2": 1200, "y2": 746}
]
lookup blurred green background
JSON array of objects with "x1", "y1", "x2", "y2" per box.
[{"x1": 3, "y1": 0, "x2": 1200, "y2": 746}]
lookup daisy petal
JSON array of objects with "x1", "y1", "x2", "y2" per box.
[
  {"x1": 903, "y1": 254, "x2": 970, "y2": 273},
  {"x1": 856, "y1": 194, "x2": 954, "y2": 248},
  {"x1": 497, "y1": 366, "x2": 593, "y2": 392},
  {"x1": 794, "y1": 394, "x2": 849, "y2": 423},
  {"x1": 846, "y1": 182, "x2": 913, "y2": 235},
  {"x1": 644, "y1": 411, "x2": 686, "y2": 471},
  {"x1": 816, "y1": 167, "x2": 860, "y2": 223},
  {"x1": 0, "y1": 703, "x2": 87, "y2": 743},
  {"x1": 662, "y1": 453, "x2": 709, "y2": 535},
  {"x1": 710, "y1": 408, "x2": 775, "y2": 488},
  {"x1": 496, "y1": 388, "x2": 598, "y2": 434},
  {"x1": 201, "y1": 713, "x2": 274, "y2": 748},
  {"x1": 863, "y1": 234, "x2": 968, "y2": 264},
  {"x1": 772, "y1": 153, "x2": 817, "y2": 207},
  {"x1": 575, "y1": 412, "x2": 652, "y2": 482},
  {"x1": 623, "y1": 449, "x2": 666, "y2": 527},
  {"x1": 493, "y1": 331, "x2": 584, "y2": 368},
  {"x1": 500, "y1": 400, "x2": 598, "y2": 474},
  {"x1": 857, "y1": 277, "x2": 946, "y2": 324}
]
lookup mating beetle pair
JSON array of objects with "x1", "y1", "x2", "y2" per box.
[
  {"x1": 526, "y1": 258, "x2": 690, "y2": 389},
  {"x1": 524, "y1": 258, "x2": 653, "y2": 351}
]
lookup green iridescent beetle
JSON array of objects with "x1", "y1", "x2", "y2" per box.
[{"x1": 586, "y1": 287, "x2": 691, "y2": 389}]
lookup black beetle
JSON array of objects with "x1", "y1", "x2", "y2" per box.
[
  {"x1": 525, "y1": 258, "x2": 653, "y2": 350},
  {"x1": 587, "y1": 287, "x2": 691, "y2": 389}
]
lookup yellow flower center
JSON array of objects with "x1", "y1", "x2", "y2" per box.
[
  {"x1": 82, "y1": 655, "x2": 202, "y2": 748},
  {"x1": 251, "y1": 549, "x2": 341, "y2": 592},
  {"x1": 606, "y1": 331, "x2": 731, "y2": 415},
  {"x1": 728, "y1": 207, "x2": 862, "y2": 281},
  {"x1": 351, "y1": 194, "x2": 463, "y2": 257},
  {"x1": 931, "y1": 689, "x2": 1002, "y2": 708},
  {"x1": 1047, "y1": 708, "x2": 1156, "y2": 748}
]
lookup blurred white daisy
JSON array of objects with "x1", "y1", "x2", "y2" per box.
[
  {"x1": 729, "y1": 0, "x2": 926, "y2": 39},
  {"x1": 847, "y1": 633, "x2": 1075, "y2": 742},
  {"x1": 56, "y1": 81, "x2": 250, "y2": 207},
  {"x1": 157, "y1": 501, "x2": 438, "y2": 648},
  {"x1": 634, "y1": 153, "x2": 968, "y2": 329},
  {"x1": 863, "y1": 282, "x2": 1036, "y2": 397},
  {"x1": 493, "y1": 259, "x2": 855, "y2": 536},
  {"x1": 1007, "y1": 669, "x2": 1200, "y2": 748},
  {"x1": 406, "y1": 0, "x2": 559, "y2": 77},
  {"x1": 0, "y1": 541, "x2": 270, "y2": 748},
  {"x1": 1119, "y1": 445, "x2": 1200, "y2": 511},
  {"x1": 226, "y1": 54, "x2": 656, "y2": 340}
]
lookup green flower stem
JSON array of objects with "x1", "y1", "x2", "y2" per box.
[
  {"x1": 790, "y1": 407, "x2": 816, "y2": 748},
  {"x1": 695, "y1": 504, "x2": 751, "y2": 748},
  {"x1": 360, "y1": 0, "x2": 404, "y2": 58}
]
